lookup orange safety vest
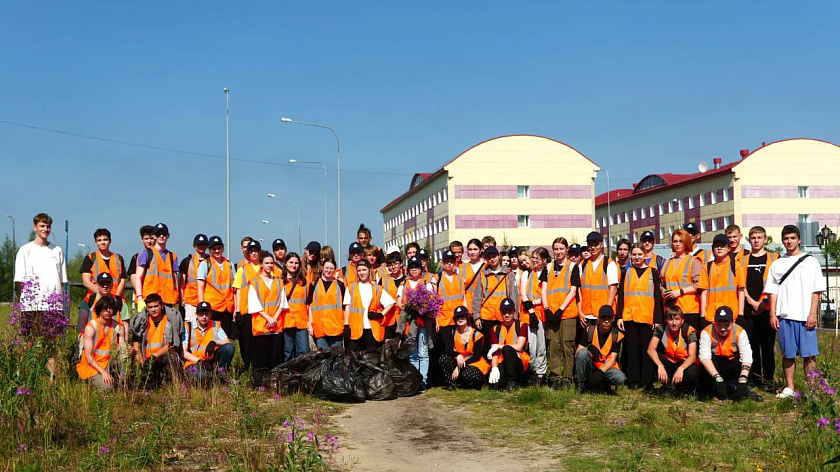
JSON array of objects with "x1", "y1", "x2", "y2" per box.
[
  {"x1": 250, "y1": 276, "x2": 285, "y2": 336},
  {"x1": 546, "y1": 261, "x2": 579, "y2": 320},
  {"x1": 621, "y1": 266, "x2": 656, "y2": 325},
  {"x1": 480, "y1": 271, "x2": 511, "y2": 321},
  {"x1": 85, "y1": 251, "x2": 123, "y2": 302},
  {"x1": 692, "y1": 248, "x2": 709, "y2": 266},
  {"x1": 143, "y1": 249, "x2": 179, "y2": 305},
  {"x1": 662, "y1": 255, "x2": 700, "y2": 314},
  {"x1": 76, "y1": 318, "x2": 118, "y2": 380},
  {"x1": 730, "y1": 248, "x2": 749, "y2": 270},
  {"x1": 701, "y1": 260, "x2": 742, "y2": 322},
  {"x1": 705, "y1": 324, "x2": 743, "y2": 360},
  {"x1": 341, "y1": 264, "x2": 358, "y2": 285},
  {"x1": 310, "y1": 279, "x2": 344, "y2": 338},
  {"x1": 586, "y1": 325, "x2": 623, "y2": 370},
  {"x1": 145, "y1": 314, "x2": 169, "y2": 360},
  {"x1": 183, "y1": 255, "x2": 203, "y2": 306},
  {"x1": 526, "y1": 268, "x2": 547, "y2": 322},
  {"x1": 183, "y1": 320, "x2": 221, "y2": 368},
  {"x1": 659, "y1": 324, "x2": 695, "y2": 364},
  {"x1": 437, "y1": 272, "x2": 465, "y2": 327},
  {"x1": 283, "y1": 280, "x2": 309, "y2": 330},
  {"x1": 494, "y1": 321, "x2": 530, "y2": 370},
  {"x1": 380, "y1": 274, "x2": 402, "y2": 327},
  {"x1": 453, "y1": 329, "x2": 490, "y2": 375},
  {"x1": 462, "y1": 262, "x2": 484, "y2": 315},
  {"x1": 580, "y1": 258, "x2": 616, "y2": 317},
  {"x1": 204, "y1": 258, "x2": 235, "y2": 312},
  {"x1": 347, "y1": 282, "x2": 386, "y2": 341},
  {"x1": 237, "y1": 263, "x2": 261, "y2": 314},
  {"x1": 375, "y1": 266, "x2": 389, "y2": 284}
]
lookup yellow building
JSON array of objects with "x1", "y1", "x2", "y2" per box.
[
  {"x1": 381, "y1": 135, "x2": 601, "y2": 258},
  {"x1": 594, "y1": 138, "x2": 840, "y2": 247}
]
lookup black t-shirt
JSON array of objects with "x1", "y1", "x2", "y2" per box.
[
  {"x1": 552, "y1": 261, "x2": 582, "y2": 287},
  {"x1": 378, "y1": 274, "x2": 405, "y2": 290},
  {"x1": 79, "y1": 253, "x2": 127, "y2": 279},
  {"x1": 179, "y1": 254, "x2": 206, "y2": 280},
  {"x1": 305, "y1": 279, "x2": 347, "y2": 305},
  {"x1": 597, "y1": 330, "x2": 622, "y2": 354},
  {"x1": 746, "y1": 254, "x2": 769, "y2": 301},
  {"x1": 127, "y1": 253, "x2": 139, "y2": 278},
  {"x1": 537, "y1": 267, "x2": 548, "y2": 283}
]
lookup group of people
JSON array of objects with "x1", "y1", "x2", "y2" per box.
[{"x1": 13, "y1": 213, "x2": 825, "y2": 401}]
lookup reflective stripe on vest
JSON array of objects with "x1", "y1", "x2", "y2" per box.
[
  {"x1": 208, "y1": 259, "x2": 233, "y2": 290},
  {"x1": 706, "y1": 263, "x2": 735, "y2": 294},
  {"x1": 663, "y1": 257, "x2": 693, "y2": 290},
  {"x1": 145, "y1": 314, "x2": 168, "y2": 358},
  {"x1": 708, "y1": 324, "x2": 742, "y2": 359}
]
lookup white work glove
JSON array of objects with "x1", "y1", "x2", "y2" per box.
[
  {"x1": 489, "y1": 366, "x2": 501, "y2": 384},
  {"x1": 486, "y1": 344, "x2": 499, "y2": 360}
]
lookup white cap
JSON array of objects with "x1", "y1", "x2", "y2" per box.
[{"x1": 385, "y1": 245, "x2": 400, "y2": 255}]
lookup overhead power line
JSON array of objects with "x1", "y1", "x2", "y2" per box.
[{"x1": 0, "y1": 119, "x2": 412, "y2": 177}]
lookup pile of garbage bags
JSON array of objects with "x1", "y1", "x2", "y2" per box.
[{"x1": 258, "y1": 338, "x2": 423, "y2": 402}]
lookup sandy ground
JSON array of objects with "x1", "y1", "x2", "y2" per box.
[{"x1": 333, "y1": 394, "x2": 563, "y2": 472}]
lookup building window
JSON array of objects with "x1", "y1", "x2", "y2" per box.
[
  {"x1": 710, "y1": 192, "x2": 717, "y2": 204},
  {"x1": 669, "y1": 226, "x2": 675, "y2": 236},
  {"x1": 688, "y1": 197, "x2": 694, "y2": 210},
  {"x1": 676, "y1": 199, "x2": 684, "y2": 212},
  {"x1": 711, "y1": 219, "x2": 718, "y2": 231},
  {"x1": 609, "y1": 214, "x2": 614, "y2": 225},
  {"x1": 650, "y1": 205, "x2": 656, "y2": 217},
  {"x1": 517, "y1": 185, "x2": 530, "y2": 199},
  {"x1": 699, "y1": 194, "x2": 705, "y2": 207},
  {"x1": 799, "y1": 186, "x2": 809, "y2": 198},
  {"x1": 518, "y1": 215, "x2": 530, "y2": 228},
  {"x1": 722, "y1": 188, "x2": 730, "y2": 202},
  {"x1": 659, "y1": 203, "x2": 665, "y2": 215},
  {"x1": 659, "y1": 228, "x2": 665, "y2": 240},
  {"x1": 723, "y1": 216, "x2": 731, "y2": 227},
  {"x1": 632, "y1": 210, "x2": 638, "y2": 222},
  {"x1": 595, "y1": 219, "x2": 600, "y2": 229},
  {"x1": 443, "y1": 218, "x2": 448, "y2": 230},
  {"x1": 641, "y1": 208, "x2": 647, "y2": 219},
  {"x1": 700, "y1": 220, "x2": 706, "y2": 232}
]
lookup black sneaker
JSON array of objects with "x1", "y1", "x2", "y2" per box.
[{"x1": 506, "y1": 380, "x2": 519, "y2": 391}]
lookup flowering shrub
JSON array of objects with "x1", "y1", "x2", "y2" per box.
[
  {"x1": 793, "y1": 361, "x2": 840, "y2": 465},
  {"x1": 9, "y1": 277, "x2": 68, "y2": 342},
  {"x1": 278, "y1": 417, "x2": 340, "y2": 471},
  {"x1": 402, "y1": 283, "x2": 443, "y2": 323}
]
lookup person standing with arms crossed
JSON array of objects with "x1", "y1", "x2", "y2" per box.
[{"x1": 765, "y1": 225, "x2": 826, "y2": 399}]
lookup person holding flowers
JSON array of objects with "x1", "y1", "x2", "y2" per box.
[{"x1": 397, "y1": 256, "x2": 443, "y2": 390}]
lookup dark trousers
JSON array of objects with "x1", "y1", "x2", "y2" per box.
[
  {"x1": 738, "y1": 310, "x2": 775, "y2": 383},
  {"x1": 497, "y1": 345, "x2": 525, "y2": 386},
  {"x1": 212, "y1": 311, "x2": 234, "y2": 340},
  {"x1": 683, "y1": 313, "x2": 701, "y2": 334},
  {"x1": 623, "y1": 321, "x2": 655, "y2": 387},
  {"x1": 428, "y1": 325, "x2": 454, "y2": 387},
  {"x1": 658, "y1": 353, "x2": 697, "y2": 391},
  {"x1": 438, "y1": 354, "x2": 485, "y2": 389},
  {"x1": 236, "y1": 314, "x2": 253, "y2": 371},
  {"x1": 478, "y1": 319, "x2": 500, "y2": 348},
  {"x1": 699, "y1": 318, "x2": 711, "y2": 333},
  {"x1": 345, "y1": 329, "x2": 383, "y2": 352},
  {"x1": 699, "y1": 355, "x2": 741, "y2": 394},
  {"x1": 384, "y1": 324, "x2": 398, "y2": 341},
  {"x1": 137, "y1": 351, "x2": 181, "y2": 389},
  {"x1": 251, "y1": 333, "x2": 284, "y2": 385}
]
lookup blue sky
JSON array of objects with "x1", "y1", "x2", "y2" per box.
[{"x1": 1, "y1": 1, "x2": 838, "y2": 258}]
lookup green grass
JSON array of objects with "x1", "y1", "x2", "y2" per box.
[{"x1": 428, "y1": 334, "x2": 840, "y2": 472}]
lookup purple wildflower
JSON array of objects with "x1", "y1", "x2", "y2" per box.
[
  {"x1": 16, "y1": 444, "x2": 27, "y2": 453},
  {"x1": 222, "y1": 387, "x2": 229, "y2": 394},
  {"x1": 15, "y1": 387, "x2": 31, "y2": 396},
  {"x1": 249, "y1": 412, "x2": 257, "y2": 418},
  {"x1": 819, "y1": 417, "x2": 830, "y2": 428},
  {"x1": 99, "y1": 446, "x2": 111, "y2": 454},
  {"x1": 257, "y1": 386, "x2": 266, "y2": 392},
  {"x1": 282, "y1": 420, "x2": 290, "y2": 428},
  {"x1": 273, "y1": 393, "x2": 281, "y2": 401},
  {"x1": 306, "y1": 431, "x2": 315, "y2": 442},
  {"x1": 11, "y1": 338, "x2": 21, "y2": 346},
  {"x1": 403, "y1": 284, "x2": 444, "y2": 319},
  {"x1": 285, "y1": 432, "x2": 294, "y2": 443},
  {"x1": 217, "y1": 367, "x2": 225, "y2": 373}
]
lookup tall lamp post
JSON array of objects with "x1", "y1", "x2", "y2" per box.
[
  {"x1": 280, "y1": 118, "x2": 342, "y2": 252},
  {"x1": 266, "y1": 193, "x2": 302, "y2": 253},
  {"x1": 596, "y1": 168, "x2": 611, "y2": 254},
  {"x1": 289, "y1": 159, "x2": 328, "y2": 245},
  {"x1": 224, "y1": 87, "x2": 231, "y2": 260},
  {"x1": 77, "y1": 243, "x2": 90, "y2": 255},
  {"x1": 816, "y1": 225, "x2": 837, "y2": 331}
]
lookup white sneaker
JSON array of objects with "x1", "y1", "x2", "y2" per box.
[{"x1": 776, "y1": 387, "x2": 795, "y2": 399}]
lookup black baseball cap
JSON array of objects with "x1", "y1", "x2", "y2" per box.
[
  {"x1": 197, "y1": 301, "x2": 213, "y2": 312},
  {"x1": 306, "y1": 241, "x2": 321, "y2": 253},
  {"x1": 715, "y1": 306, "x2": 734, "y2": 322},
  {"x1": 356, "y1": 259, "x2": 371, "y2": 269},
  {"x1": 406, "y1": 256, "x2": 422, "y2": 268},
  {"x1": 208, "y1": 236, "x2": 224, "y2": 247},
  {"x1": 712, "y1": 234, "x2": 729, "y2": 247},
  {"x1": 154, "y1": 223, "x2": 169, "y2": 236},
  {"x1": 418, "y1": 248, "x2": 430, "y2": 259},
  {"x1": 348, "y1": 242, "x2": 363, "y2": 254},
  {"x1": 507, "y1": 246, "x2": 519, "y2": 257},
  {"x1": 193, "y1": 234, "x2": 208, "y2": 246},
  {"x1": 586, "y1": 231, "x2": 603, "y2": 243},
  {"x1": 683, "y1": 223, "x2": 699, "y2": 236},
  {"x1": 453, "y1": 306, "x2": 469, "y2": 319},
  {"x1": 641, "y1": 231, "x2": 655, "y2": 241},
  {"x1": 499, "y1": 297, "x2": 516, "y2": 312},
  {"x1": 272, "y1": 239, "x2": 286, "y2": 250},
  {"x1": 96, "y1": 272, "x2": 114, "y2": 285},
  {"x1": 442, "y1": 249, "x2": 456, "y2": 260},
  {"x1": 568, "y1": 243, "x2": 582, "y2": 254},
  {"x1": 598, "y1": 305, "x2": 615, "y2": 320},
  {"x1": 246, "y1": 240, "x2": 262, "y2": 251},
  {"x1": 483, "y1": 246, "x2": 499, "y2": 257}
]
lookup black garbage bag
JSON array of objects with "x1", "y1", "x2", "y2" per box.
[
  {"x1": 357, "y1": 359, "x2": 397, "y2": 401},
  {"x1": 302, "y1": 349, "x2": 340, "y2": 393},
  {"x1": 313, "y1": 353, "x2": 367, "y2": 403},
  {"x1": 388, "y1": 359, "x2": 423, "y2": 397}
]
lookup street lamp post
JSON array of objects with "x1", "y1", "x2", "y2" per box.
[
  {"x1": 224, "y1": 87, "x2": 231, "y2": 260},
  {"x1": 77, "y1": 243, "x2": 90, "y2": 254},
  {"x1": 816, "y1": 225, "x2": 837, "y2": 331},
  {"x1": 596, "y1": 168, "x2": 611, "y2": 254},
  {"x1": 266, "y1": 193, "x2": 302, "y2": 253},
  {"x1": 289, "y1": 159, "x2": 328, "y2": 245},
  {"x1": 280, "y1": 118, "x2": 341, "y2": 251}
]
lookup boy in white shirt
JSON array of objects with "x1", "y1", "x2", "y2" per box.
[{"x1": 14, "y1": 213, "x2": 67, "y2": 319}]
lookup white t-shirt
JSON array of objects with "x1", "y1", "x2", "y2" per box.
[
  {"x1": 764, "y1": 253, "x2": 825, "y2": 322},
  {"x1": 343, "y1": 282, "x2": 396, "y2": 329},
  {"x1": 587, "y1": 256, "x2": 620, "y2": 286},
  {"x1": 397, "y1": 278, "x2": 436, "y2": 298},
  {"x1": 14, "y1": 241, "x2": 68, "y2": 310},
  {"x1": 698, "y1": 326, "x2": 753, "y2": 363},
  {"x1": 246, "y1": 278, "x2": 290, "y2": 314}
]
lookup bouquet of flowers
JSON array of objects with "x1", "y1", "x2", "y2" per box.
[{"x1": 402, "y1": 284, "x2": 443, "y2": 323}]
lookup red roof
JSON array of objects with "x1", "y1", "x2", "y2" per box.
[{"x1": 595, "y1": 161, "x2": 739, "y2": 207}]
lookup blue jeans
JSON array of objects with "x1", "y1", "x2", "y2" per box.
[
  {"x1": 409, "y1": 326, "x2": 429, "y2": 384},
  {"x1": 284, "y1": 328, "x2": 310, "y2": 362},
  {"x1": 187, "y1": 343, "x2": 235, "y2": 381},
  {"x1": 315, "y1": 335, "x2": 343, "y2": 350}
]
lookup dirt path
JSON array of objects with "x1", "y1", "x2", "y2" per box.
[{"x1": 333, "y1": 395, "x2": 563, "y2": 472}]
